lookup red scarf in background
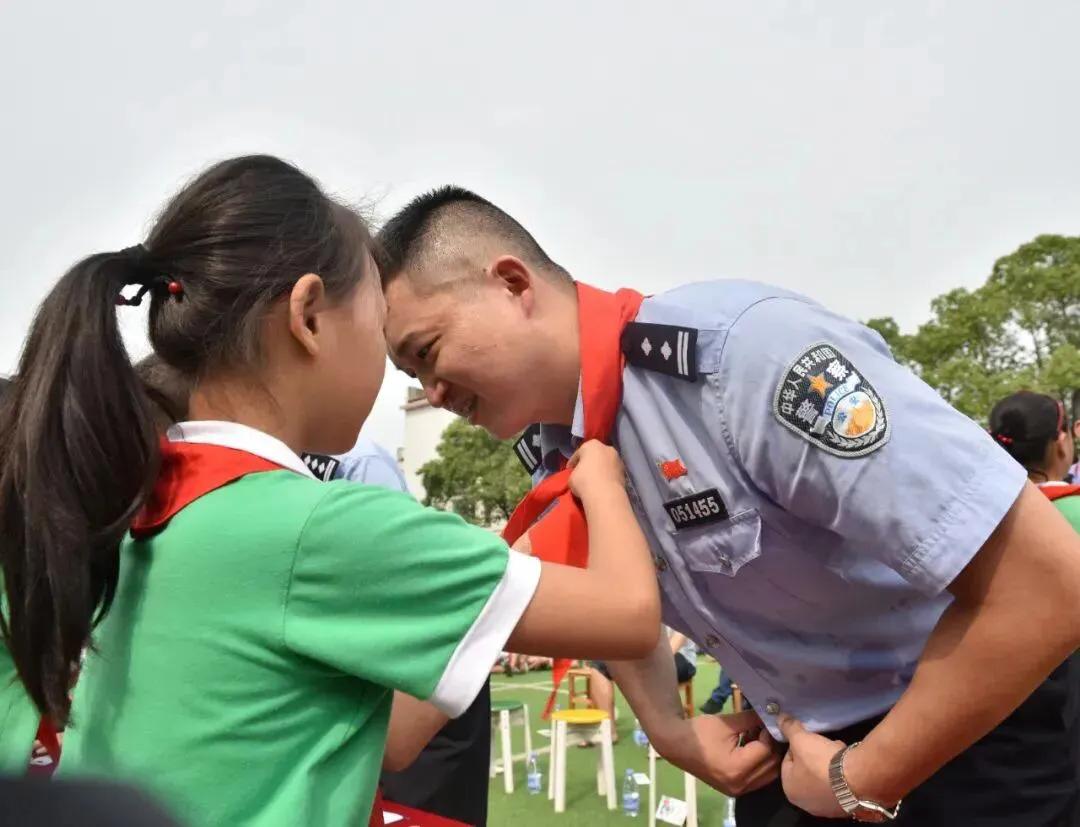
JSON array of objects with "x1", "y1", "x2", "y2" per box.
[
  {"x1": 501, "y1": 283, "x2": 644, "y2": 716},
  {"x1": 1041, "y1": 483, "x2": 1080, "y2": 502}
]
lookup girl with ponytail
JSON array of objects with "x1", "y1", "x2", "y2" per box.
[{"x1": 0, "y1": 155, "x2": 659, "y2": 827}]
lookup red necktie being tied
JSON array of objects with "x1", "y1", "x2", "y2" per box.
[{"x1": 501, "y1": 282, "x2": 644, "y2": 716}]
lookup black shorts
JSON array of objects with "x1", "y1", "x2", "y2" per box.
[
  {"x1": 735, "y1": 660, "x2": 1079, "y2": 827},
  {"x1": 380, "y1": 681, "x2": 491, "y2": 826},
  {"x1": 591, "y1": 656, "x2": 696, "y2": 684},
  {"x1": 674, "y1": 653, "x2": 696, "y2": 685}
]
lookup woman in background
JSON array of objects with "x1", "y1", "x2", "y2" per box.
[
  {"x1": 989, "y1": 390, "x2": 1080, "y2": 526},
  {"x1": 989, "y1": 389, "x2": 1080, "y2": 826}
]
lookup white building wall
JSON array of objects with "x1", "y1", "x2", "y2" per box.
[{"x1": 401, "y1": 389, "x2": 457, "y2": 501}]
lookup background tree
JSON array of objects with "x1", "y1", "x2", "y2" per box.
[
  {"x1": 419, "y1": 419, "x2": 531, "y2": 526},
  {"x1": 867, "y1": 234, "x2": 1080, "y2": 422}
]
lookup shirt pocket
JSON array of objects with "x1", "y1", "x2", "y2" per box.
[{"x1": 674, "y1": 508, "x2": 762, "y2": 577}]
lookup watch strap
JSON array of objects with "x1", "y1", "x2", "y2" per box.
[{"x1": 828, "y1": 742, "x2": 902, "y2": 822}]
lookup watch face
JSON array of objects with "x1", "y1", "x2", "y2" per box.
[{"x1": 853, "y1": 806, "x2": 888, "y2": 824}]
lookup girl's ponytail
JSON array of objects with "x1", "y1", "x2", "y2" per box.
[{"x1": 0, "y1": 250, "x2": 161, "y2": 723}]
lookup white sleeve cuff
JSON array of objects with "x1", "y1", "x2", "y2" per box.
[{"x1": 428, "y1": 550, "x2": 542, "y2": 717}]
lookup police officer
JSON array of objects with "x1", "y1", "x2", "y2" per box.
[{"x1": 378, "y1": 187, "x2": 1080, "y2": 825}]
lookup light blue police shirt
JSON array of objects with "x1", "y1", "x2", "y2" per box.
[
  {"x1": 334, "y1": 435, "x2": 409, "y2": 494},
  {"x1": 535, "y1": 280, "x2": 1026, "y2": 738}
]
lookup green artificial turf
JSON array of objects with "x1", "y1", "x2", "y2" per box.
[{"x1": 486, "y1": 659, "x2": 734, "y2": 825}]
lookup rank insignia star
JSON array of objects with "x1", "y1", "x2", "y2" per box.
[
  {"x1": 300, "y1": 453, "x2": 340, "y2": 482},
  {"x1": 620, "y1": 322, "x2": 698, "y2": 381},
  {"x1": 513, "y1": 424, "x2": 544, "y2": 474},
  {"x1": 808, "y1": 373, "x2": 832, "y2": 398}
]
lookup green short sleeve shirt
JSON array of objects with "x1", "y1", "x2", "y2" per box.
[
  {"x1": 62, "y1": 424, "x2": 539, "y2": 827},
  {"x1": 1052, "y1": 493, "x2": 1080, "y2": 533}
]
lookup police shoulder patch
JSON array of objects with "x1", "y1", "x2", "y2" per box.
[{"x1": 772, "y1": 343, "x2": 889, "y2": 458}]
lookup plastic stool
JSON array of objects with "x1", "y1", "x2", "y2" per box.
[
  {"x1": 648, "y1": 744, "x2": 699, "y2": 827},
  {"x1": 547, "y1": 708, "x2": 616, "y2": 813},
  {"x1": 566, "y1": 668, "x2": 593, "y2": 709},
  {"x1": 490, "y1": 699, "x2": 532, "y2": 793},
  {"x1": 678, "y1": 680, "x2": 695, "y2": 718}
]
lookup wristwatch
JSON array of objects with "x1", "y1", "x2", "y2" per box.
[{"x1": 828, "y1": 742, "x2": 902, "y2": 823}]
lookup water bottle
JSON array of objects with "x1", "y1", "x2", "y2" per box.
[
  {"x1": 723, "y1": 796, "x2": 737, "y2": 827},
  {"x1": 526, "y1": 752, "x2": 542, "y2": 795},
  {"x1": 632, "y1": 718, "x2": 649, "y2": 747},
  {"x1": 622, "y1": 769, "x2": 640, "y2": 817}
]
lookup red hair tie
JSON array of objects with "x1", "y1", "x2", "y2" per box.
[{"x1": 995, "y1": 434, "x2": 1014, "y2": 445}]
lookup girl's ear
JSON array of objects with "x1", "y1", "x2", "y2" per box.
[{"x1": 287, "y1": 274, "x2": 327, "y2": 357}]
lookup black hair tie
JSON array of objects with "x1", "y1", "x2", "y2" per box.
[
  {"x1": 120, "y1": 244, "x2": 148, "y2": 263},
  {"x1": 114, "y1": 245, "x2": 184, "y2": 307}
]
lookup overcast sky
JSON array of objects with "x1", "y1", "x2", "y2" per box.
[{"x1": 3, "y1": 1, "x2": 1078, "y2": 451}]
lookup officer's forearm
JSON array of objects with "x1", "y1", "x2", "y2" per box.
[
  {"x1": 382, "y1": 692, "x2": 448, "y2": 772},
  {"x1": 844, "y1": 484, "x2": 1080, "y2": 805},
  {"x1": 607, "y1": 634, "x2": 685, "y2": 752}
]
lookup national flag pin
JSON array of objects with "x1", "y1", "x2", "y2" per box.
[{"x1": 658, "y1": 458, "x2": 688, "y2": 481}]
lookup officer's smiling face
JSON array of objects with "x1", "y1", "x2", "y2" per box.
[{"x1": 384, "y1": 265, "x2": 552, "y2": 440}]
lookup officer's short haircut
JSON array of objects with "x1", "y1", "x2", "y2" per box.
[{"x1": 376, "y1": 186, "x2": 571, "y2": 291}]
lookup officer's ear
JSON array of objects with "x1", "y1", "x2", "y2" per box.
[
  {"x1": 489, "y1": 255, "x2": 537, "y2": 316},
  {"x1": 490, "y1": 255, "x2": 532, "y2": 297}
]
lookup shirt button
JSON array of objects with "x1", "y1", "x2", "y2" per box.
[
  {"x1": 655, "y1": 556, "x2": 668, "y2": 572},
  {"x1": 705, "y1": 634, "x2": 720, "y2": 648},
  {"x1": 764, "y1": 700, "x2": 781, "y2": 716}
]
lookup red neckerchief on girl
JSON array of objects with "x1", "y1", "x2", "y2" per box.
[
  {"x1": 131, "y1": 441, "x2": 286, "y2": 538},
  {"x1": 1039, "y1": 483, "x2": 1080, "y2": 502}
]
